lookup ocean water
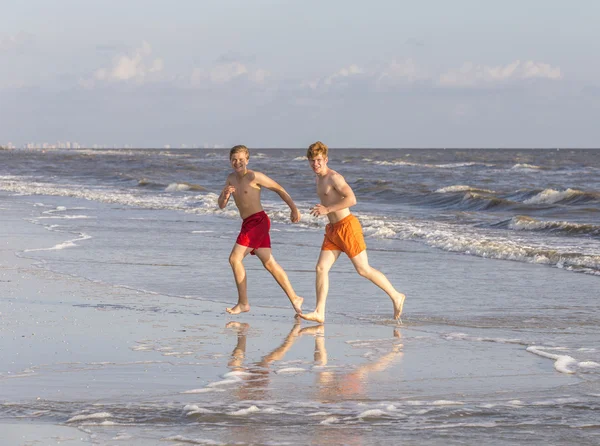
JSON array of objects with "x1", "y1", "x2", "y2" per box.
[{"x1": 1, "y1": 148, "x2": 599, "y2": 445}]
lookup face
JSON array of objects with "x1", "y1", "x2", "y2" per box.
[
  {"x1": 309, "y1": 155, "x2": 328, "y2": 175},
  {"x1": 230, "y1": 153, "x2": 249, "y2": 172}
]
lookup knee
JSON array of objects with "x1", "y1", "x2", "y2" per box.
[
  {"x1": 229, "y1": 254, "x2": 242, "y2": 267},
  {"x1": 355, "y1": 265, "x2": 371, "y2": 278},
  {"x1": 262, "y1": 257, "x2": 277, "y2": 272},
  {"x1": 316, "y1": 263, "x2": 330, "y2": 275}
]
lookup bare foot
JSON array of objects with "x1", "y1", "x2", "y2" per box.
[
  {"x1": 291, "y1": 296, "x2": 304, "y2": 315},
  {"x1": 226, "y1": 303, "x2": 250, "y2": 315},
  {"x1": 298, "y1": 311, "x2": 325, "y2": 324},
  {"x1": 392, "y1": 293, "x2": 405, "y2": 320}
]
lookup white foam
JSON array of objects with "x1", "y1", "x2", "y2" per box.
[
  {"x1": 228, "y1": 405, "x2": 260, "y2": 416},
  {"x1": 527, "y1": 346, "x2": 578, "y2": 374},
  {"x1": 275, "y1": 367, "x2": 306, "y2": 374},
  {"x1": 24, "y1": 232, "x2": 91, "y2": 252},
  {"x1": 358, "y1": 409, "x2": 387, "y2": 418},
  {"x1": 432, "y1": 400, "x2": 464, "y2": 406},
  {"x1": 163, "y1": 436, "x2": 222, "y2": 445},
  {"x1": 67, "y1": 412, "x2": 113, "y2": 423},
  {"x1": 182, "y1": 388, "x2": 226, "y2": 394},
  {"x1": 320, "y1": 416, "x2": 339, "y2": 425},
  {"x1": 524, "y1": 188, "x2": 583, "y2": 204},
  {"x1": 435, "y1": 185, "x2": 494, "y2": 194},
  {"x1": 183, "y1": 405, "x2": 215, "y2": 415},
  {"x1": 512, "y1": 163, "x2": 542, "y2": 170},
  {"x1": 38, "y1": 215, "x2": 94, "y2": 219}
]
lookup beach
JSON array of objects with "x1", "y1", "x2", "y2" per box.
[{"x1": 1, "y1": 148, "x2": 600, "y2": 445}]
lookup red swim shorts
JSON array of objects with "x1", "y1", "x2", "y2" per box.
[
  {"x1": 321, "y1": 214, "x2": 366, "y2": 258},
  {"x1": 236, "y1": 210, "x2": 271, "y2": 255}
]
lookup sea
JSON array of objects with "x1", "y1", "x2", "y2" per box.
[{"x1": 1, "y1": 148, "x2": 599, "y2": 445}]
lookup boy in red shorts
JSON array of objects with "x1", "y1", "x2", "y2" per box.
[
  {"x1": 218, "y1": 145, "x2": 303, "y2": 315},
  {"x1": 299, "y1": 141, "x2": 405, "y2": 324}
]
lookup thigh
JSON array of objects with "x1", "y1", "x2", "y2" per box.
[
  {"x1": 253, "y1": 247, "x2": 273, "y2": 264},
  {"x1": 231, "y1": 243, "x2": 254, "y2": 261},
  {"x1": 349, "y1": 250, "x2": 370, "y2": 271},
  {"x1": 317, "y1": 249, "x2": 342, "y2": 269}
]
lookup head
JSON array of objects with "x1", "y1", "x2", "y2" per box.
[
  {"x1": 307, "y1": 141, "x2": 329, "y2": 175},
  {"x1": 230, "y1": 145, "x2": 250, "y2": 173}
]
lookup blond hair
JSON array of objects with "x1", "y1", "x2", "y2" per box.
[
  {"x1": 230, "y1": 145, "x2": 249, "y2": 160},
  {"x1": 307, "y1": 141, "x2": 328, "y2": 159}
]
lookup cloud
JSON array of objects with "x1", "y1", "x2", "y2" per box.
[
  {"x1": 301, "y1": 59, "x2": 429, "y2": 93},
  {"x1": 302, "y1": 64, "x2": 367, "y2": 91},
  {"x1": 439, "y1": 60, "x2": 562, "y2": 87},
  {"x1": 0, "y1": 32, "x2": 34, "y2": 53},
  {"x1": 81, "y1": 41, "x2": 164, "y2": 86},
  {"x1": 376, "y1": 58, "x2": 427, "y2": 87},
  {"x1": 190, "y1": 61, "x2": 270, "y2": 87}
]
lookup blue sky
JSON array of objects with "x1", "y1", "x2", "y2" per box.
[{"x1": 1, "y1": 0, "x2": 599, "y2": 147}]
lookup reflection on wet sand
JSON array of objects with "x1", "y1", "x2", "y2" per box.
[
  {"x1": 226, "y1": 321, "x2": 302, "y2": 401},
  {"x1": 300, "y1": 326, "x2": 403, "y2": 402},
  {"x1": 224, "y1": 322, "x2": 403, "y2": 445},
  {"x1": 226, "y1": 322, "x2": 403, "y2": 402}
]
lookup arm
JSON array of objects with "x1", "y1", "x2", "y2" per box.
[
  {"x1": 311, "y1": 173, "x2": 357, "y2": 216},
  {"x1": 255, "y1": 172, "x2": 301, "y2": 223},
  {"x1": 218, "y1": 178, "x2": 235, "y2": 209}
]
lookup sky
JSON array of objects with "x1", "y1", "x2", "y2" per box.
[{"x1": 1, "y1": 0, "x2": 599, "y2": 148}]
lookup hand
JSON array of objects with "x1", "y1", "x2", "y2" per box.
[
  {"x1": 222, "y1": 185, "x2": 236, "y2": 197},
  {"x1": 290, "y1": 207, "x2": 301, "y2": 223},
  {"x1": 310, "y1": 204, "x2": 329, "y2": 217}
]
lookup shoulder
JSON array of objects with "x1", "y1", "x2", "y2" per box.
[
  {"x1": 329, "y1": 170, "x2": 347, "y2": 184},
  {"x1": 248, "y1": 170, "x2": 261, "y2": 181},
  {"x1": 226, "y1": 172, "x2": 235, "y2": 183}
]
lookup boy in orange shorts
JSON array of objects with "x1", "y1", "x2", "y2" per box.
[
  {"x1": 218, "y1": 145, "x2": 304, "y2": 315},
  {"x1": 299, "y1": 141, "x2": 405, "y2": 324}
]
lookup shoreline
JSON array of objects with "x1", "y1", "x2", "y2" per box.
[{"x1": 2, "y1": 191, "x2": 599, "y2": 445}]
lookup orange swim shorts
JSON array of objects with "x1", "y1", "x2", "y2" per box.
[
  {"x1": 321, "y1": 214, "x2": 366, "y2": 258},
  {"x1": 236, "y1": 210, "x2": 271, "y2": 255}
]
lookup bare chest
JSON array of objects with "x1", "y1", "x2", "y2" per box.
[
  {"x1": 231, "y1": 178, "x2": 261, "y2": 198},
  {"x1": 316, "y1": 180, "x2": 338, "y2": 202}
]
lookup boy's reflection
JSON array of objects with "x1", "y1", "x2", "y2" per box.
[
  {"x1": 299, "y1": 325, "x2": 403, "y2": 402},
  {"x1": 226, "y1": 322, "x2": 402, "y2": 403},
  {"x1": 226, "y1": 321, "x2": 302, "y2": 400}
]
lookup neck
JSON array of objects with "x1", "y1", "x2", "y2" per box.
[{"x1": 235, "y1": 168, "x2": 248, "y2": 178}]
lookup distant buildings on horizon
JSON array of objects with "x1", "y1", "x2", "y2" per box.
[{"x1": 0, "y1": 141, "x2": 225, "y2": 150}]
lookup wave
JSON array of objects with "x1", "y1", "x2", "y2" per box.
[
  {"x1": 504, "y1": 216, "x2": 600, "y2": 237},
  {"x1": 165, "y1": 182, "x2": 207, "y2": 192},
  {"x1": 372, "y1": 160, "x2": 493, "y2": 169},
  {"x1": 426, "y1": 188, "x2": 519, "y2": 212},
  {"x1": 523, "y1": 188, "x2": 600, "y2": 205},
  {"x1": 511, "y1": 163, "x2": 542, "y2": 170},
  {"x1": 3, "y1": 175, "x2": 599, "y2": 276},
  {"x1": 435, "y1": 185, "x2": 495, "y2": 194},
  {"x1": 430, "y1": 186, "x2": 600, "y2": 211},
  {"x1": 358, "y1": 214, "x2": 600, "y2": 276}
]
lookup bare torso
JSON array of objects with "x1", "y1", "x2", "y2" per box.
[
  {"x1": 316, "y1": 169, "x2": 351, "y2": 224},
  {"x1": 228, "y1": 170, "x2": 264, "y2": 219}
]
